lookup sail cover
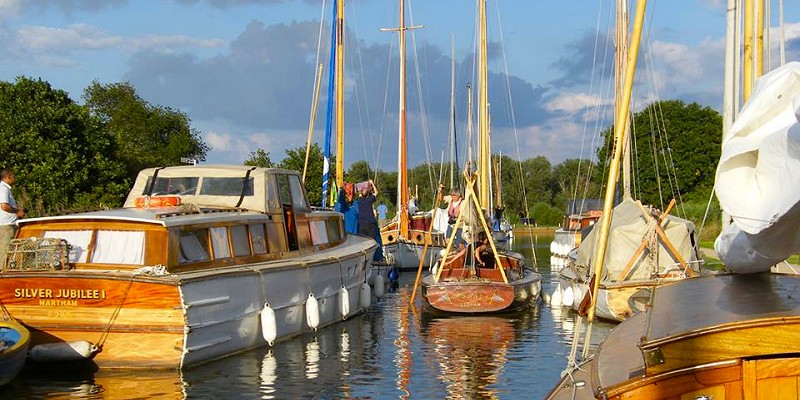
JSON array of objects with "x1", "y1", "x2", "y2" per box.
[
  {"x1": 715, "y1": 62, "x2": 800, "y2": 273},
  {"x1": 576, "y1": 198, "x2": 699, "y2": 281}
]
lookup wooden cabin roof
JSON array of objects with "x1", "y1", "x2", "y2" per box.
[{"x1": 18, "y1": 207, "x2": 267, "y2": 228}]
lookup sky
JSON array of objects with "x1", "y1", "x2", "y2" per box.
[{"x1": 2, "y1": 0, "x2": 799, "y2": 171}]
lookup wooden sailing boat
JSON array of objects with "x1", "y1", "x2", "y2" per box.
[
  {"x1": 380, "y1": 0, "x2": 448, "y2": 271},
  {"x1": 419, "y1": 0, "x2": 541, "y2": 314},
  {"x1": 548, "y1": 1, "x2": 800, "y2": 398},
  {"x1": 552, "y1": 0, "x2": 703, "y2": 322}
]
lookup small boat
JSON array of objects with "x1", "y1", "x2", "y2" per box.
[
  {"x1": 0, "y1": 165, "x2": 377, "y2": 369},
  {"x1": 0, "y1": 319, "x2": 30, "y2": 386},
  {"x1": 549, "y1": 199, "x2": 602, "y2": 270}
]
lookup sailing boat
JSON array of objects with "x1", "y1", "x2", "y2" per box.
[
  {"x1": 419, "y1": 0, "x2": 541, "y2": 314},
  {"x1": 380, "y1": 0, "x2": 448, "y2": 271},
  {"x1": 548, "y1": 1, "x2": 800, "y2": 398},
  {"x1": 552, "y1": 0, "x2": 703, "y2": 322}
]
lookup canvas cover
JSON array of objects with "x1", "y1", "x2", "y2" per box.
[
  {"x1": 576, "y1": 198, "x2": 698, "y2": 281},
  {"x1": 123, "y1": 165, "x2": 287, "y2": 213},
  {"x1": 715, "y1": 62, "x2": 800, "y2": 273}
]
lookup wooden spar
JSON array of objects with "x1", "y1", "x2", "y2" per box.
[
  {"x1": 303, "y1": 63, "x2": 325, "y2": 183},
  {"x1": 335, "y1": 0, "x2": 345, "y2": 189},
  {"x1": 478, "y1": 0, "x2": 490, "y2": 208},
  {"x1": 743, "y1": 0, "x2": 754, "y2": 101},
  {"x1": 381, "y1": 0, "x2": 422, "y2": 239},
  {"x1": 586, "y1": 0, "x2": 647, "y2": 325},
  {"x1": 410, "y1": 184, "x2": 445, "y2": 304},
  {"x1": 617, "y1": 0, "x2": 632, "y2": 199},
  {"x1": 756, "y1": 0, "x2": 764, "y2": 78},
  {"x1": 449, "y1": 36, "x2": 456, "y2": 190}
]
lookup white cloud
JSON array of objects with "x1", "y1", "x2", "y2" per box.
[
  {"x1": 0, "y1": 0, "x2": 21, "y2": 18},
  {"x1": 16, "y1": 23, "x2": 225, "y2": 55},
  {"x1": 545, "y1": 91, "x2": 607, "y2": 115}
]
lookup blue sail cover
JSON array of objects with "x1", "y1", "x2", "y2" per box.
[{"x1": 321, "y1": 0, "x2": 338, "y2": 208}]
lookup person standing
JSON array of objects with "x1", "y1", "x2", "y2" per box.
[
  {"x1": 0, "y1": 169, "x2": 25, "y2": 266},
  {"x1": 357, "y1": 180, "x2": 384, "y2": 262},
  {"x1": 335, "y1": 182, "x2": 359, "y2": 235},
  {"x1": 376, "y1": 202, "x2": 388, "y2": 227}
]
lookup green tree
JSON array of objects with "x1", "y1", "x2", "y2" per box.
[
  {"x1": 597, "y1": 100, "x2": 722, "y2": 208},
  {"x1": 0, "y1": 77, "x2": 129, "y2": 214},
  {"x1": 83, "y1": 81, "x2": 210, "y2": 180},
  {"x1": 244, "y1": 149, "x2": 274, "y2": 168},
  {"x1": 551, "y1": 158, "x2": 602, "y2": 209},
  {"x1": 277, "y1": 143, "x2": 333, "y2": 207}
]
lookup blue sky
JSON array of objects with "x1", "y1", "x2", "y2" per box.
[{"x1": 2, "y1": 0, "x2": 799, "y2": 171}]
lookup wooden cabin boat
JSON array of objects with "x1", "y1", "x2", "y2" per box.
[
  {"x1": 0, "y1": 319, "x2": 30, "y2": 385},
  {"x1": 381, "y1": 212, "x2": 448, "y2": 271},
  {"x1": 547, "y1": 273, "x2": 800, "y2": 399},
  {"x1": 549, "y1": 199, "x2": 603, "y2": 270},
  {"x1": 0, "y1": 165, "x2": 377, "y2": 369}
]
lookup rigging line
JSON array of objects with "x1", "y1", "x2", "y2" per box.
[
  {"x1": 377, "y1": 34, "x2": 397, "y2": 186},
  {"x1": 407, "y1": 4, "x2": 437, "y2": 196},
  {"x1": 347, "y1": 2, "x2": 380, "y2": 172}
]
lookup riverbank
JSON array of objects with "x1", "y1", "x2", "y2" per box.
[{"x1": 512, "y1": 226, "x2": 556, "y2": 236}]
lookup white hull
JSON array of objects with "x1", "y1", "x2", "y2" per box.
[
  {"x1": 179, "y1": 234, "x2": 375, "y2": 367},
  {"x1": 383, "y1": 241, "x2": 443, "y2": 271}
]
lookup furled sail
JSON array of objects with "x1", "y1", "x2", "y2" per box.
[{"x1": 715, "y1": 62, "x2": 800, "y2": 273}]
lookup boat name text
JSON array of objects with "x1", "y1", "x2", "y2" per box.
[{"x1": 14, "y1": 288, "x2": 107, "y2": 300}]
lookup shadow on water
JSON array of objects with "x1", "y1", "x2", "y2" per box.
[{"x1": 1, "y1": 234, "x2": 616, "y2": 399}]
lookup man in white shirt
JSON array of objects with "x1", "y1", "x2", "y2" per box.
[{"x1": 0, "y1": 169, "x2": 25, "y2": 266}]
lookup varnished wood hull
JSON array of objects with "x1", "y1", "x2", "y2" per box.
[
  {"x1": 421, "y1": 270, "x2": 541, "y2": 313},
  {"x1": 548, "y1": 274, "x2": 800, "y2": 399}
]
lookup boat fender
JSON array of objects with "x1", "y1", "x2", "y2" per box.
[
  {"x1": 366, "y1": 267, "x2": 375, "y2": 286},
  {"x1": 360, "y1": 282, "x2": 371, "y2": 309},
  {"x1": 373, "y1": 273, "x2": 385, "y2": 299},
  {"x1": 261, "y1": 303, "x2": 277, "y2": 345},
  {"x1": 531, "y1": 283, "x2": 540, "y2": 301},
  {"x1": 388, "y1": 266, "x2": 399, "y2": 282},
  {"x1": 562, "y1": 285, "x2": 575, "y2": 308},
  {"x1": 306, "y1": 293, "x2": 320, "y2": 331},
  {"x1": 550, "y1": 283, "x2": 563, "y2": 307},
  {"x1": 29, "y1": 340, "x2": 98, "y2": 363},
  {"x1": 339, "y1": 286, "x2": 350, "y2": 319}
]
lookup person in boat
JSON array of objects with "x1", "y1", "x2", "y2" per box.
[
  {"x1": 408, "y1": 196, "x2": 418, "y2": 215},
  {"x1": 473, "y1": 231, "x2": 496, "y2": 270},
  {"x1": 0, "y1": 169, "x2": 25, "y2": 267},
  {"x1": 357, "y1": 180, "x2": 385, "y2": 262},
  {"x1": 377, "y1": 202, "x2": 388, "y2": 227},
  {"x1": 442, "y1": 186, "x2": 466, "y2": 246},
  {"x1": 335, "y1": 182, "x2": 359, "y2": 235}
]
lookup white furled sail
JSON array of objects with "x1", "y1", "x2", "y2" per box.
[{"x1": 715, "y1": 62, "x2": 800, "y2": 273}]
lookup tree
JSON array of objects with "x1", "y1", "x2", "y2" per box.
[
  {"x1": 0, "y1": 77, "x2": 129, "y2": 213},
  {"x1": 83, "y1": 81, "x2": 210, "y2": 180},
  {"x1": 244, "y1": 149, "x2": 274, "y2": 168},
  {"x1": 277, "y1": 143, "x2": 333, "y2": 207},
  {"x1": 551, "y1": 158, "x2": 602, "y2": 208},
  {"x1": 597, "y1": 100, "x2": 722, "y2": 208}
]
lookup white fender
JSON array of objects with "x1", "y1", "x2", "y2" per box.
[
  {"x1": 261, "y1": 303, "x2": 277, "y2": 345},
  {"x1": 339, "y1": 286, "x2": 350, "y2": 319},
  {"x1": 373, "y1": 273, "x2": 385, "y2": 299},
  {"x1": 306, "y1": 293, "x2": 319, "y2": 330},
  {"x1": 366, "y1": 267, "x2": 374, "y2": 286},
  {"x1": 29, "y1": 340, "x2": 98, "y2": 363},
  {"x1": 550, "y1": 283, "x2": 563, "y2": 307},
  {"x1": 360, "y1": 282, "x2": 371, "y2": 309},
  {"x1": 562, "y1": 285, "x2": 575, "y2": 308},
  {"x1": 549, "y1": 241, "x2": 557, "y2": 253}
]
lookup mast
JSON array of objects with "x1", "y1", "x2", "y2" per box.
[
  {"x1": 478, "y1": 0, "x2": 490, "y2": 209},
  {"x1": 335, "y1": 0, "x2": 345, "y2": 189},
  {"x1": 586, "y1": 0, "x2": 647, "y2": 327},
  {"x1": 449, "y1": 36, "x2": 457, "y2": 191},
  {"x1": 617, "y1": 0, "x2": 632, "y2": 199},
  {"x1": 381, "y1": 0, "x2": 422, "y2": 238},
  {"x1": 743, "y1": 0, "x2": 754, "y2": 101},
  {"x1": 321, "y1": 0, "x2": 339, "y2": 207}
]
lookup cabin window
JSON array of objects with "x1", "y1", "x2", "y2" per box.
[
  {"x1": 146, "y1": 177, "x2": 199, "y2": 196},
  {"x1": 310, "y1": 220, "x2": 329, "y2": 245},
  {"x1": 288, "y1": 175, "x2": 309, "y2": 211},
  {"x1": 209, "y1": 227, "x2": 231, "y2": 259},
  {"x1": 276, "y1": 174, "x2": 291, "y2": 205},
  {"x1": 265, "y1": 222, "x2": 287, "y2": 253},
  {"x1": 250, "y1": 224, "x2": 268, "y2": 254},
  {"x1": 231, "y1": 225, "x2": 251, "y2": 256},
  {"x1": 44, "y1": 230, "x2": 93, "y2": 263},
  {"x1": 326, "y1": 218, "x2": 343, "y2": 244},
  {"x1": 91, "y1": 231, "x2": 145, "y2": 265},
  {"x1": 179, "y1": 229, "x2": 210, "y2": 263},
  {"x1": 200, "y1": 177, "x2": 254, "y2": 196}
]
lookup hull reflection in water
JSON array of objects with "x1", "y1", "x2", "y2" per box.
[{"x1": 419, "y1": 311, "x2": 534, "y2": 399}]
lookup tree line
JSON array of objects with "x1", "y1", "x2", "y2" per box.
[{"x1": 2, "y1": 77, "x2": 721, "y2": 229}]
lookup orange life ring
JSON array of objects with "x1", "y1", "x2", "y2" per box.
[{"x1": 135, "y1": 195, "x2": 181, "y2": 208}]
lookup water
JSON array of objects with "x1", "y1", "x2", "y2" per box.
[{"x1": 1, "y1": 235, "x2": 615, "y2": 399}]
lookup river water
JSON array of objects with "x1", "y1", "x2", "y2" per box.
[{"x1": 2, "y1": 234, "x2": 616, "y2": 399}]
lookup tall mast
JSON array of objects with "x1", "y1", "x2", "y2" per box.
[
  {"x1": 335, "y1": 0, "x2": 345, "y2": 189},
  {"x1": 478, "y1": 0, "x2": 490, "y2": 208},
  {"x1": 381, "y1": 0, "x2": 422, "y2": 238},
  {"x1": 617, "y1": 0, "x2": 632, "y2": 199},
  {"x1": 743, "y1": 0, "x2": 754, "y2": 101},
  {"x1": 449, "y1": 36, "x2": 457, "y2": 191}
]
